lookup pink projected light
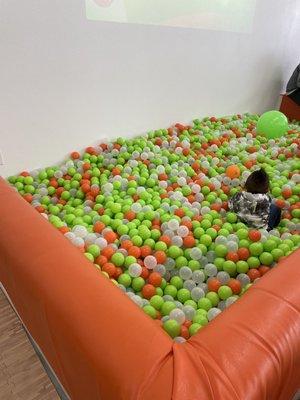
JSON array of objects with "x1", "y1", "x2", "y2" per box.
[{"x1": 93, "y1": 0, "x2": 114, "y2": 6}]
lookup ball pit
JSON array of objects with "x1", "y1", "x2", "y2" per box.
[
  {"x1": 1, "y1": 112, "x2": 300, "y2": 400},
  {"x1": 6, "y1": 113, "x2": 300, "y2": 342}
]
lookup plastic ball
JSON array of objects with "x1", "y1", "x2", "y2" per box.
[
  {"x1": 226, "y1": 165, "x2": 241, "y2": 179},
  {"x1": 144, "y1": 255, "x2": 157, "y2": 269},
  {"x1": 256, "y1": 110, "x2": 288, "y2": 139},
  {"x1": 192, "y1": 270, "x2": 205, "y2": 284},
  {"x1": 191, "y1": 287, "x2": 205, "y2": 302},
  {"x1": 204, "y1": 263, "x2": 217, "y2": 277},
  {"x1": 216, "y1": 271, "x2": 230, "y2": 285},
  {"x1": 207, "y1": 307, "x2": 222, "y2": 321},
  {"x1": 182, "y1": 305, "x2": 196, "y2": 321},
  {"x1": 169, "y1": 308, "x2": 186, "y2": 325},
  {"x1": 128, "y1": 263, "x2": 142, "y2": 278},
  {"x1": 163, "y1": 319, "x2": 181, "y2": 338},
  {"x1": 7, "y1": 111, "x2": 300, "y2": 341},
  {"x1": 179, "y1": 267, "x2": 193, "y2": 280}
]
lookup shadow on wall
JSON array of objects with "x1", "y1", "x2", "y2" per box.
[{"x1": 240, "y1": 55, "x2": 284, "y2": 113}]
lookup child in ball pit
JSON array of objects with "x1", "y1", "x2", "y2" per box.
[{"x1": 228, "y1": 168, "x2": 281, "y2": 231}]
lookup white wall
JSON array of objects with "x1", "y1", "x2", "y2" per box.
[{"x1": 0, "y1": 0, "x2": 299, "y2": 177}]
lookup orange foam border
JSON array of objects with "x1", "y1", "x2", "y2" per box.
[{"x1": 0, "y1": 177, "x2": 299, "y2": 400}]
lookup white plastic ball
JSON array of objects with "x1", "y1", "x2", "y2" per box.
[
  {"x1": 182, "y1": 305, "x2": 196, "y2": 321},
  {"x1": 216, "y1": 271, "x2": 230, "y2": 284},
  {"x1": 227, "y1": 241, "x2": 238, "y2": 252},
  {"x1": 191, "y1": 287, "x2": 205, "y2": 301},
  {"x1": 218, "y1": 301, "x2": 226, "y2": 311},
  {"x1": 192, "y1": 270, "x2": 205, "y2": 284},
  {"x1": 204, "y1": 263, "x2": 218, "y2": 277},
  {"x1": 64, "y1": 232, "x2": 76, "y2": 241},
  {"x1": 225, "y1": 296, "x2": 238, "y2": 307},
  {"x1": 179, "y1": 267, "x2": 192, "y2": 280},
  {"x1": 165, "y1": 257, "x2": 176, "y2": 271},
  {"x1": 183, "y1": 280, "x2": 196, "y2": 291},
  {"x1": 169, "y1": 308, "x2": 186, "y2": 325},
  {"x1": 206, "y1": 251, "x2": 216, "y2": 263},
  {"x1": 227, "y1": 234, "x2": 239, "y2": 243},
  {"x1": 132, "y1": 295, "x2": 143, "y2": 307},
  {"x1": 207, "y1": 307, "x2": 222, "y2": 321},
  {"x1": 153, "y1": 264, "x2": 166, "y2": 276},
  {"x1": 215, "y1": 236, "x2": 228, "y2": 245},
  {"x1": 128, "y1": 263, "x2": 142, "y2": 278},
  {"x1": 201, "y1": 206, "x2": 211, "y2": 215},
  {"x1": 174, "y1": 337, "x2": 186, "y2": 343},
  {"x1": 172, "y1": 236, "x2": 183, "y2": 247},
  {"x1": 174, "y1": 301, "x2": 183, "y2": 309},
  {"x1": 72, "y1": 237, "x2": 85, "y2": 247},
  {"x1": 236, "y1": 273, "x2": 251, "y2": 287},
  {"x1": 198, "y1": 283, "x2": 208, "y2": 294},
  {"x1": 73, "y1": 225, "x2": 88, "y2": 238},
  {"x1": 84, "y1": 233, "x2": 98, "y2": 245},
  {"x1": 144, "y1": 255, "x2": 157, "y2": 269},
  {"x1": 190, "y1": 247, "x2": 202, "y2": 260},
  {"x1": 94, "y1": 237, "x2": 108, "y2": 249},
  {"x1": 177, "y1": 225, "x2": 189, "y2": 238},
  {"x1": 163, "y1": 295, "x2": 174, "y2": 302}
]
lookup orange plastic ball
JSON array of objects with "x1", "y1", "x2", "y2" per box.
[
  {"x1": 148, "y1": 272, "x2": 162, "y2": 287},
  {"x1": 207, "y1": 278, "x2": 221, "y2": 293},
  {"x1": 93, "y1": 221, "x2": 105, "y2": 233},
  {"x1": 104, "y1": 231, "x2": 118, "y2": 243},
  {"x1": 142, "y1": 284, "x2": 156, "y2": 299},
  {"x1": 128, "y1": 246, "x2": 141, "y2": 258},
  {"x1": 58, "y1": 226, "x2": 70, "y2": 234},
  {"x1": 227, "y1": 279, "x2": 242, "y2": 295},
  {"x1": 23, "y1": 194, "x2": 33, "y2": 203},
  {"x1": 140, "y1": 245, "x2": 152, "y2": 258},
  {"x1": 102, "y1": 262, "x2": 116, "y2": 277},
  {"x1": 114, "y1": 267, "x2": 123, "y2": 279},
  {"x1": 81, "y1": 183, "x2": 91, "y2": 193},
  {"x1": 71, "y1": 151, "x2": 80, "y2": 160},
  {"x1": 247, "y1": 269, "x2": 261, "y2": 282},
  {"x1": 95, "y1": 255, "x2": 108, "y2": 266},
  {"x1": 154, "y1": 251, "x2": 167, "y2": 264},
  {"x1": 101, "y1": 246, "x2": 115, "y2": 260},
  {"x1": 120, "y1": 240, "x2": 133, "y2": 250},
  {"x1": 35, "y1": 205, "x2": 45, "y2": 213},
  {"x1": 141, "y1": 266, "x2": 150, "y2": 280},
  {"x1": 180, "y1": 325, "x2": 190, "y2": 340},
  {"x1": 124, "y1": 210, "x2": 136, "y2": 221},
  {"x1": 225, "y1": 165, "x2": 241, "y2": 179},
  {"x1": 183, "y1": 236, "x2": 196, "y2": 248},
  {"x1": 258, "y1": 266, "x2": 270, "y2": 276},
  {"x1": 160, "y1": 235, "x2": 172, "y2": 246},
  {"x1": 226, "y1": 252, "x2": 239, "y2": 263}
]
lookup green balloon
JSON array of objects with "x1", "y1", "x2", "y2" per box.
[{"x1": 256, "y1": 111, "x2": 288, "y2": 139}]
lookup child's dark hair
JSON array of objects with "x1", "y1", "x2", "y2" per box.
[{"x1": 245, "y1": 168, "x2": 269, "y2": 194}]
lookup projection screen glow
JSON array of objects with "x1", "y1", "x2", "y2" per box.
[{"x1": 85, "y1": 0, "x2": 257, "y2": 33}]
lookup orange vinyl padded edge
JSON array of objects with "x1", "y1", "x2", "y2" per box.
[
  {"x1": 177, "y1": 248, "x2": 300, "y2": 400},
  {"x1": 0, "y1": 178, "x2": 173, "y2": 400},
  {"x1": 1, "y1": 177, "x2": 300, "y2": 400}
]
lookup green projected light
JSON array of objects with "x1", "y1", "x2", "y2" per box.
[{"x1": 86, "y1": 0, "x2": 257, "y2": 33}]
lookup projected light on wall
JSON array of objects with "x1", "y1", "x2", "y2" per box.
[{"x1": 85, "y1": 0, "x2": 257, "y2": 33}]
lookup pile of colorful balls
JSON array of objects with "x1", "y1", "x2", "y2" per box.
[{"x1": 7, "y1": 112, "x2": 300, "y2": 341}]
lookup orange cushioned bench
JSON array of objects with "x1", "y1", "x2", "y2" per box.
[
  {"x1": 280, "y1": 94, "x2": 300, "y2": 121},
  {"x1": 0, "y1": 177, "x2": 300, "y2": 400}
]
